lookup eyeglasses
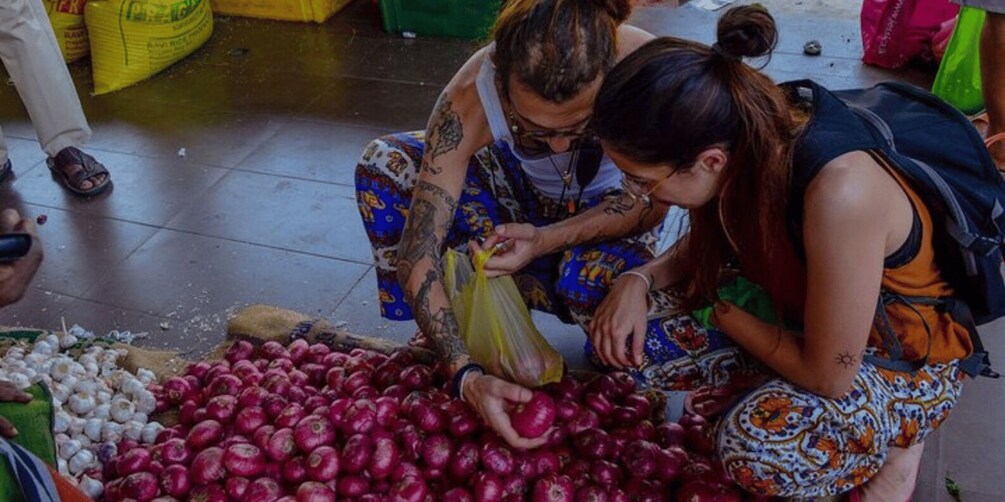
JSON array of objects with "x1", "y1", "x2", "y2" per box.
[
  {"x1": 620, "y1": 170, "x2": 676, "y2": 208},
  {"x1": 503, "y1": 91, "x2": 597, "y2": 156}
]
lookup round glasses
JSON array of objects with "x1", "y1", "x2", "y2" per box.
[{"x1": 620, "y1": 170, "x2": 676, "y2": 208}]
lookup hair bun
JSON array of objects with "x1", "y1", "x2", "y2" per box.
[
  {"x1": 592, "y1": 0, "x2": 633, "y2": 24},
  {"x1": 715, "y1": 5, "x2": 778, "y2": 59}
]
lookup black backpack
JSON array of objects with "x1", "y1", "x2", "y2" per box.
[{"x1": 785, "y1": 80, "x2": 1004, "y2": 378}]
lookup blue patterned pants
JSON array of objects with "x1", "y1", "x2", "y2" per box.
[{"x1": 353, "y1": 131, "x2": 658, "y2": 328}]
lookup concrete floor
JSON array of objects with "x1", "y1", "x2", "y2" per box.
[{"x1": 0, "y1": 1, "x2": 1001, "y2": 500}]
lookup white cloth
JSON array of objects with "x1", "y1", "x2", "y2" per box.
[
  {"x1": 474, "y1": 54, "x2": 623, "y2": 200},
  {"x1": 0, "y1": 0, "x2": 91, "y2": 164}
]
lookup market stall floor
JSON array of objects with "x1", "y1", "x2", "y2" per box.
[{"x1": 0, "y1": 1, "x2": 1000, "y2": 500}]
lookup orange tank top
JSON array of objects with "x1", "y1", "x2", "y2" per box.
[{"x1": 872, "y1": 162, "x2": 973, "y2": 363}]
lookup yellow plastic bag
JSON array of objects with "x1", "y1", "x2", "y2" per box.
[
  {"x1": 85, "y1": 0, "x2": 214, "y2": 95},
  {"x1": 444, "y1": 249, "x2": 564, "y2": 387},
  {"x1": 209, "y1": 0, "x2": 351, "y2": 23},
  {"x1": 44, "y1": 0, "x2": 89, "y2": 63}
]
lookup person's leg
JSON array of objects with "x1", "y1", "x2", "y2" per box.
[
  {"x1": 982, "y1": 11, "x2": 1005, "y2": 165},
  {"x1": 717, "y1": 359, "x2": 964, "y2": 499},
  {"x1": 354, "y1": 133, "x2": 529, "y2": 320},
  {"x1": 0, "y1": 0, "x2": 108, "y2": 193}
]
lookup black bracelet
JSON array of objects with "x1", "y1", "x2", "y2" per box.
[{"x1": 451, "y1": 363, "x2": 485, "y2": 400}]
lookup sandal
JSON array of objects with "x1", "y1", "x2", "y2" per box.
[
  {"x1": 0, "y1": 159, "x2": 10, "y2": 183},
  {"x1": 46, "y1": 147, "x2": 112, "y2": 196}
]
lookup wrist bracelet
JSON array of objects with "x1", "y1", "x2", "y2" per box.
[
  {"x1": 451, "y1": 363, "x2": 485, "y2": 401},
  {"x1": 619, "y1": 270, "x2": 652, "y2": 291}
]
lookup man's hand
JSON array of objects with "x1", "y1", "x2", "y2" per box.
[
  {"x1": 470, "y1": 224, "x2": 545, "y2": 278},
  {"x1": 0, "y1": 381, "x2": 32, "y2": 438},
  {"x1": 462, "y1": 373, "x2": 551, "y2": 450},
  {"x1": 0, "y1": 209, "x2": 42, "y2": 308}
]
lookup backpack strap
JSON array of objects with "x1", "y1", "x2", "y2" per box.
[{"x1": 866, "y1": 292, "x2": 998, "y2": 378}]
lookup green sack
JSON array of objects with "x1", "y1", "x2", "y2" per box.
[
  {"x1": 692, "y1": 276, "x2": 777, "y2": 330},
  {"x1": 932, "y1": 7, "x2": 986, "y2": 115},
  {"x1": 0, "y1": 383, "x2": 57, "y2": 502}
]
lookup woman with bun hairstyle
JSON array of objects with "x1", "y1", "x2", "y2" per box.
[
  {"x1": 354, "y1": 0, "x2": 666, "y2": 448},
  {"x1": 590, "y1": 5, "x2": 974, "y2": 500}
]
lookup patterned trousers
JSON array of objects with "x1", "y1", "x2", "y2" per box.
[
  {"x1": 621, "y1": 289, "x2": 965, "y2": 498},
  {"x1": 353, "y1": 131, "x2": 658, "y2": 327}
]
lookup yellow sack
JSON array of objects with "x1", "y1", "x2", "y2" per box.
[
  {"x1": 85, "y1": 0, "x2": 213, "y2": 95},
  {"x1": 44, "y1": 0, "x2": 89, "y2": 63},
  {"x1": 210, "y1": 0, "x2": 351, "y2": 23},
  {"x1": 444, "y1": 249, "x2": 563, "y2": 387}
]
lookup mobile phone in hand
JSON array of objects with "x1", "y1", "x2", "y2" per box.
[{"x1": 0, "y1": 234, "x2": 31, "y2": 262}]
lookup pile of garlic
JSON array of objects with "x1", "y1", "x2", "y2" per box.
[{"x1": 0, "y1": 331, "x2": 166, "y2": 499}]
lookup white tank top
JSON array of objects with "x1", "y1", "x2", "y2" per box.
[{"x1": 474, "y1": 56, "x2": 623, "y2": 200}]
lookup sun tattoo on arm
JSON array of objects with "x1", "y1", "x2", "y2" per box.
[{"x1": 835, "y1": 351, "x2": 859, "y2": 369}]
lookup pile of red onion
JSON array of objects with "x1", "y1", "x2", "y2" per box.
[{"x1": 99, "y1": 339, "x2": 752, "y2": 501}]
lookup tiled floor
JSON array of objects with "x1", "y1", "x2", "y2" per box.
[{"x1": 1, "y1": 1, "x2": 1002, "y2": 499}]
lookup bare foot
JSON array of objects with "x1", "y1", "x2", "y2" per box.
[{"x1": 860, "y1": 442, "x2": 923, "y2": 502}]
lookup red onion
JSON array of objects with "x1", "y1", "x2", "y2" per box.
[
  {"x1": 391, "y1": 476, "x2": 429, "y2": 502},
  {"x1": 189, "y1": 483, "x2": 228, "y2": 502},
  {"x1": 223, "y1": 443, "x2": 266, "y2": 477},
  {"x1": 161, "y1": 438, "x2": 193, "y2": 466},
  {"x1": 510, "y1": 391, "x2": 557, "y2": 439},
  {"x1": 186, "y1": 361, "x2": 212, "y2": 382},
  {"x1": 253, "y1": 424, "x2": 276, "y2": 450},
  {"x1": 340, "y1": 434, "x2": 373, "y2": 474},
  {"x1": 342, "y1": 399, "x2": 377, "y2": 435},
  {"x1": 235, "y1": 406, "x2": 268, "y2": 435},
  {"x1": 189, "y1": 447, "x2": 225, "y2": 485},
  {"x1": 224, "y1": 340, "x2": 255, "y2": 364},
  {"x1": 282, "y1": 456, "x2": 308, "y2": 485},
  {"x1": 205, "y1": 395, "x2": 238, "y2": 424},
  {"x1": 188, "y1": 420, "x2": 225, "y2": 449},
  {"x1": 288, "y1": 339, "x2": 310, "y2": 364},
  {"x1": 305, "y1": 446, "x2": 340, "y2": 482},
  {"x1": 297, "y1": 480, "x2": 336, "y2": 502},
  {"x1": 260, "y1": 341, "x2": 290, "y2": 361},
  {"x1": 444, "y1": 487, "x2": 475, "y2": 502},
  {"x1": 159, "y1": 464, "x2": 191, "y2": 498},
  {"x1": 449, "y1": 441, "x2": 480, "y2": 481},
  {"x1": 336, "y1": 474, "x2": 370, "y2": 497},
  {"x1": 368, "y1": 436, "x2": 399, "y2": 479},
  {"x1": 422, "y1": 434, "x2": 454, "y2": 471},
  {"x1": 481, "y1": 442, "x2": 515, "y2": 477},
  {"x1": 116, "y1": 447, "x2": 152, "y2": 476},
  {"x1": 474, "y1": 472, "x2": 505, "y2": 502},
  {"x1": 245, "y1": 477, "x2": 284, "y2": 502},
  {"x1": 225, "y1": 477, "x2": 250, "y2": 500},
  {"x1": 532, "y1": 473, "x2": 575, "y2": 502},
  {"x1": 306, "y1": 343, "x2": 331, "y2": 364},
  {"x1": 275, "y1": 403, "x2": 306, "y2": 429},
  {"x1": 163, "y1": 376, "x2": 194, "y2": 405}
]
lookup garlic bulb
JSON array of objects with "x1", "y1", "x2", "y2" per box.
[
  {"x1": 53, "y1": 411, "x2": 71, "y2": 434},
  {"x1": 133, "y1": 412, "x2": 149, "y2": 425},
  {"x1": 33, "y1": 340, "x2": 54, "y2": 356},
  {"x1": 50, "y1": 383, "x2": 71, "y2": 404},
  {"x1": 79, "y1": 476, "x2": 103, "y2": 499},
  {"x1": 59, "y1": 438, "x2": 82, "y2": 460},
  {"x1": 141, "y1": 422, "x2": 164, "y2": 444},
  {"x1": 57, "y1": 458, "x2": 68, "y2": 476},
  {"x1": 78, "y1": 353, "x2": 97, "y2": 367},
  {"x1": 96, "y1": 390, "x2": 112, "y2": 405},
  {"x1": 60, "y1": 375, "x2": 79, "y2": 393},
  {"x1": 68, "y1": 449, "x2": 95, "y2": 475},
  {"x1": 83, "y1": 361, "x2": 99, "y2": 376},
  {"x1": 6, "y1": 360, "x2": 26, "y2": 371},
  {"x1": 121, "y1": 376, "x2": 145, "y2": 397},
  {"x1": 137, "y1": 368, "x2": 156, "y2": 385},
  {"x1": 73, "y1": 379, "x2": 98, "y2": 395},
  {"x1": 92, "y1": 403, "x2": 111, "y2": 420},
  {"x1": 69, "y1": 392, "x2": 96, "y2": 415},
  {"x1": 69, "y1": 417, "x2": 86, "y2": 436},
  {"x1": 44, "y1": 334, "x2": 59, "y2": 348},
  {"x1": 6, "y1": 347, "x2": 25, "y2": 359},
  {"x1": 136, "y1": 391, "x2": 157, "y2": 414},
  {"x1": 110, "y1": 397, "x2": 136, "y2": 423},
  {"x1": 6, "y1": 373, "x2": 29, "y2": 389},
  {"x1": 50, "y1": 359, "x2": 72, "y2": 381},
  {"x1": 123, "y1": 421, "x2": 143, "y2": 441},
  {"x1": 76, "y1": 435, "x2": 92, "y2": 448},
  {"x1": 58, "y1": 333, "x2": 78, "y2": 349},
  {"x1": 101, "y1": 422, "x2": 123, "y2": 442},
  {"x1": 84, "y1": 418, "x2": 103, "y2": 442}
]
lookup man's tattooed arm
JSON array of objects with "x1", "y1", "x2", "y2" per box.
[
  {"x1": 424, "y1": 95, "x2": 465, "y2": 170},
  {"x1": 398, "y1": 177, "x2": 469, "y2": 368}
]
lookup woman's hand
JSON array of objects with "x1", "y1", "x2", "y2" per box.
[
  {"x1": 461, "y1": 373, "x2": 551, "y2": 450},
  {"x1": 470, "y1": 224, "x2": 545, "y2": 278},
  {"x1": 589, "y1": 273, "x2": 650, "y2": 369},
  {"x1": 0, "y1": 381, "x2": 32, "y2": 438}
]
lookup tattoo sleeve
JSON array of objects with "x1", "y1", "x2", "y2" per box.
[
  {"x1": 398, "y1": 176, "x2": 468, "y2": 366},
  {"x1": 425, "y1": 95, "x2": 464, "y2": 165}
]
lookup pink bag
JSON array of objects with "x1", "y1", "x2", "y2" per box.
[{"x1": 861, "y1": 0, "x2": 959, "y2": 68}]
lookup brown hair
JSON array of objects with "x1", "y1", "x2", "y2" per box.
[
  {"x1": 492, "y1": 0, "x2": 633, "y2": 103},
  {"x1": 594, "y1": 5, "x2": 805, "y2": 313}
]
